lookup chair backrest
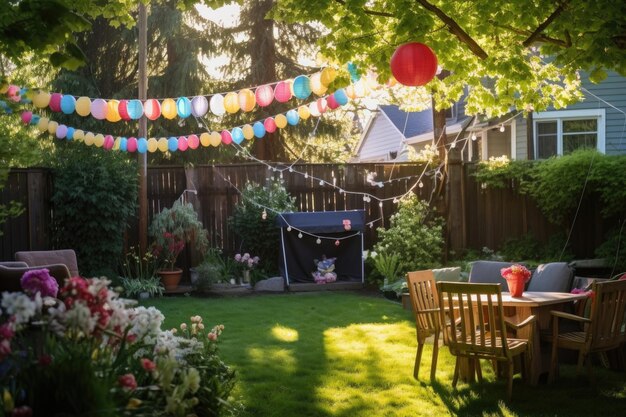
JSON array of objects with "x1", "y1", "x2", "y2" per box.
[
  {"x1": 527, "y1": 262, "x2": 573, "y2": 292},
  {"x1": 437, "y1": 282, "x2": 511, "y2": 361},
  {"x1": 15, "y1": 249, "x2": 79, "y2": 277},
  {"x1": 0, "y1": 264, "x2": 71, "y2": 292},
  {"x1": 406, "y1": 270, "x2": 440, "y2": 335},
  {"x1": 468, "y1": 261, "x2": 514, "y2": 287},
  {"x1": 587, "y1": 279, "x2": 626, "y2": 351}
]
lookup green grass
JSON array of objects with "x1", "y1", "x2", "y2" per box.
[{"x1": 144, "y1": 292, "x2": 626, "y2": 417}]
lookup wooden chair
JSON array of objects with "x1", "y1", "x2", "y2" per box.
[
  {"x1": 437, "y1": 282, "x2": 536, "y2": 401},
  {"x1": 406, "y1": 270, "x2": 441, "y2": 380},
  {"x1": 549, "y1": 279, "x2": 626, "y2": 383}
]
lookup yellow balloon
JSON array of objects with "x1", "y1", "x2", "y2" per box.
[
  {"x1": 242, "y1": 124, "x2": 254, "y2": 140},
  {"x1": 76, "y1": 97, "x2": 91, "y2": 116},
  {"x1": 320, "y1": 67, "x2": 336, "y2": 86},
  {"x1": 113, "y1": 137, "x2": 121, "y2": 150},
  {"x1": 37, "y1": 117, "x2": 49, "y2": 132},
  {"x1": 25, "y1": 90, "x2": 35, "y2": 101},
  {"x1": 157, "y1": 137, "x2": 169, "y2": 152},
  {"x1": 84, "y1": 132, "x2": 95, "y2": 146},
  {"x1": 147, "y1": 137, "x2": 158, "y2": 153},
  {"x1": 345, "y1": 84, "x2": 357, "y2": 99},
  {"x1": 310, "y1": 73, "x2": 328, "y2": 95},
  {"x1": 73, "y1": 129, "x2": 85, "y2": 141},
  {"x1": 33, "y1": 91, "x2": 51, "y2": 108},
  {"x1": 94, "y1": 133, "x2": 105, "y2": 148},
  {"x1": 298, "y1": 105, "x2": 311, "y2": 120},
  {"x1": 238, "y1": 89, "x2": 256, "y2": 112},
  {"x1": 106, "y1": 100, "x2": 121, "y2": 122},
  {"x1": 209, "y1": 131, "x2": 222, "y2": 147},
  {"x1": 275, "y1": 114, "x2": 288, "y2": 129},
  {"x1": 224, "y1": 92, "x2": 240, "y2": 114},
  {"x1": 0, "y1": 83, "x2": 8, "y2": 94},
  {"x1": 47, "y1": 121, "x2": 59, "y2": 134},
  {"x1": 199, "y1": 132, "x2": 211, "y2": 147},
  {"x1": 161, "y1": 98, "x2": 177, "y2": 119}
]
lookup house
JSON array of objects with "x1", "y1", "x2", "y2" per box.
[{"x1": 353, "y1": 70, "x2": 626, "y2": 162}]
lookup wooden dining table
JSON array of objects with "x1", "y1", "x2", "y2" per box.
[{"x1": 457, "y1": 291, "x2": 588, "y2": 386}]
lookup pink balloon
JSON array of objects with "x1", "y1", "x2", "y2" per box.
[
  {"x1": 187, "y1": 134, "x2": 199, "y2": 149},
  {"x1": 144, "y1": 99, "x2": 161, "y2": 120},
  {"x1": 264, "y1": 117, "x2": 277, "y2": 133},
  {"x1": 91, "y1": 99, "x2": 107, "y2": 120},
  {"x1": 221, "y1": 130, "x2": 232, "y2": 145},
  {"x1": 255, "y1": 85, "x2": 274, "y2": 107},
  {"x1": 118, "y1": 100, "x2": 131, "y2": 121},
  {"x1": 274, "y1": 81, "x2": 292, "y2": 103},
  {"x1": 316, "y1": 98, "x2": 328, "y2": 113},
  {"x1": 21, "y1": 111, "x2": 32, "y2": 124},
  {"x1": 327, "y1": 94, "x2": 339, "y2": 110},
  {"x1": 55, "y1": 124, "x2": 68, "y2": 139},
  {"x1": 178, "y1": 136, "x2": 189, "y2": 151},
  {"x1": 49, "y1": 93, "x2": 63, "y2": 112},
  {"x1": 127, "y1": 137, "x2": 138, "y2": 152},
  {"x1": 104, "y1": 135, "x2": 114, "y2": 150}
]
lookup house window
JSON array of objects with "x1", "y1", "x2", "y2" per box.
[
  {"x1": 533, "y1": 109, "x2": 605, "y2": 158},
  {"x1": 445, "y1": 103, "x2": 457, "y2": 121}
]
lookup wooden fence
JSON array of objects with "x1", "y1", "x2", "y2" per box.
[{"x1": 0, "y1": 163, "x2": 609, "y2": 263}]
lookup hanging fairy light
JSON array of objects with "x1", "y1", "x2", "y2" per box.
[
  {"x1": 499, "y1": 124, "x2": 505, "y2": 132},
  {"x1": 335, "y1": 240, "x2": 340, "y2": 246},
  {"x1": 262, "y1": 209, "x2": 267, "y2": 220},
  {"x1": 298, "y1": 232, "x2": 303, "y2": 238},
  {"x1": 471, "y1": 133, "x2": 477, "y2": 141},
  {"x1": 316, "y1": 238, "x2": 321, "y2": 244}
]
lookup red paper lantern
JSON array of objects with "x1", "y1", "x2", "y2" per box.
[
  {"x1": 221, "y1": 130, "x2": 232, "y2": 145},
  {"x1": 118, "y1": 100, "x2": 131, "y2": 121},
  {"x1": 264, "y1": 117, "x2": 277, "y2": 133},
  {"x1": 390, "y1": 42, "x2": 438, "y2": 86},
  {"x1": 326, "y1": 94, "x2": 339, "y2": 110}
]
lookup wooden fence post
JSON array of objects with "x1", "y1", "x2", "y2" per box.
[
  {"x1": 27, "y1": 169, "x2": 49, "y2": 250},
  {"x1": 446, "y1": 147, "x2": 466, "y2": 254}
]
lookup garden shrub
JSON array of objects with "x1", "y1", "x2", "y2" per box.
[
  {"x1": 372, "y1": 195, "x2": 444, "y2": 281},
  {"x1": 229, "y1": 178, "x2": 296, "y2": 275},
  {"x1": 51, "y1": 145, "x2": 137, "y2": 277}
]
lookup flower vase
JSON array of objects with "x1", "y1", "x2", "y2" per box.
[
  {"x1": 505, "y1": 274, "x2": 526, "y2": 297},
  {"x1": 242, "y1": 270, "x2": 251, "y2": 285},
  {"x1": 158, "y1": 269, "x2": 183, "y2": 291}
]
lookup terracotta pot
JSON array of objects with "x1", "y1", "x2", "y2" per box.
[
  {"x1": 505, "y1": 275, "x2": 526, "y2": 297},
  {"x1": 158, "y1": 269, "x2": 183, "y2": 291}
]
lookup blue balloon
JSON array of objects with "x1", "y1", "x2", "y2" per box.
[
  {"x1": 334, "y1": 88, "x2": 349, "y2": 106},
  {"x1": 60, "y1": 95, "x2": 76, "y2": 114},
  {"x1": 347, "y1": 62, "x2": 360, "y2": 82},
  {"x1": 120, "y1": 137, "x2": 128, "y2": 152},
  {"x1": 286, "y1": 109, "x2": 300, "y2": 126},
  {"x1": 231, "y1": 127, "x2": 244, "y2": 144},
  {"x1": 176, "y1": 97, "x2": 192, "y2": 118},
  {"x1": 137, "y1": 137, "x2": 148, "y2": 153},
  {"x1": 293, "y1": 75, "x2": 311, "y2": 99},
  {"x1": 168, "y1": 136, "x2": 178, "y2": 152},
  {"x1": 127, "y1": 99, "x2": 143, "y2": 120},
  {"x1": 30, "y1": 114, "x2": 40, "y2": 125},
  {"x1": 253, "y1": 121, "x2": 266, "y2": 138},
  {"x1": 66, "y1": 127, "x2": 75, "y2": 140}
]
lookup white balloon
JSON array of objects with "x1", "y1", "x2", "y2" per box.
[
  {"x1": 209, "y1": 94, "x2": 225, "y2": 116},
  {"x1": 191, "y1": 96, "x2": 209, "y2": 117}
]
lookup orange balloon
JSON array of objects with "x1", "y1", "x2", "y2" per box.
[
  {"x1": 238, "y1": 89, "x2": 256, "y2": 112},
  {"x1": 275, "y1": 114, "x2": 288, "y2": 129},
  {"x1": 106, "y1": 100, "x2": 121, "y2": 122}
]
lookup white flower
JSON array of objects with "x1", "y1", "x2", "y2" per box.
[
  {"x1": 128, "y1": 306, "x2": 164, "y2": 341},
  {"x1": 1, "y1": 292, "x2": 39, "y2": 325},
  {"x1": 59, "y1": 302, "x2": 97, "y2": 335}
]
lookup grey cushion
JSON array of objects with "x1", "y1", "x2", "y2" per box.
[
  {"x1": 432, "y1": 267, "x2": 462, "y2": 282},
  {"x1": 527, "y1": 262, "x2": 573, "y2": 292},
  {"x1": 468, "y1": 261, "x2": 515, "y2": 287},
  {"x1": 0, "y1": 261, "x2": 28, "y2": 268},
  {"x1": 15, "y1": 249, "x2": 79, "y2": 277}
]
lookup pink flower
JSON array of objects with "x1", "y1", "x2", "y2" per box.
[
  {"x1": 140, "y1": 358, "x2": 156, "y2": 372},
  {"x1": 500, "y1": 264, "x2": 531, "y2": 282},
  {"x1": 234, "y1": 254, "x2": 242, "y2": 262},
  {"x1": 20, "y1": 268, "x2": 59, "y2": 298},
  {"x1": 0, "y1": 322, "x2": 14, "y2": 340},
  {"x1": 208, "y1": 332, "x2": 217, "y2": 341},
  {"x1": 118, "y1": 373, "x2": 137, "y2": 391}
]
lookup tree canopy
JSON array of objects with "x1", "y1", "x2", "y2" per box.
[{"x1": 271, "y1": 0, "x2": 626, "y2": 117}]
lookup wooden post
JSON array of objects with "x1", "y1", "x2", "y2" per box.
[{"x1": 138, "y1": 2, "x2": 148, "y2": 255}]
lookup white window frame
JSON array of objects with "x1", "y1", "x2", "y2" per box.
[{"x1": 533, "y1": 109, "x2": 606, "y2": 158}]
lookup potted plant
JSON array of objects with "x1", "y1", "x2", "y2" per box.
[
  {"x1": 118, "y1": 246, "x2": 163, "y2": 298},
  {"x1": 234, "y1": 253, "x2": 260, "y2": 285},
  {"x1": 149, "y1": 200, "x2": 208, "y2": 291}
]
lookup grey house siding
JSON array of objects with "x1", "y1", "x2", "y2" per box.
[
  {"x1": 515, "y1": 118, "x2": 528, "y2": 159},
  {"x1": 355, "y1": 115, "x2": 402, "y2": 161}
]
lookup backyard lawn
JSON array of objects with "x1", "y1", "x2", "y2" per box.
[{"x1": 144, "y1": 291, "x2": 626, "y2": 417}]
